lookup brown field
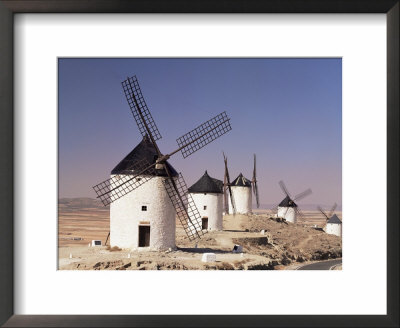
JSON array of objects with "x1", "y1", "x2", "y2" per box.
[{"x1": 58, "y1": 198, "x2": 342, "y2": 270}]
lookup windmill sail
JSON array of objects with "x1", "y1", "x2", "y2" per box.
[
  {"x1": 223, "y1": 162, "x2": 228, "y2": 213},
  {"x1": 163, "y1": 173, "x2": 204, "y2": 241},
  {"x1": 293, "y1": 188, "x2": 312, "y2": 201},
  {"x1": 279, "y1": 180, "x2": 291, "y2": 198},
  {"x1": 176, "y1": 111, "x2": 231, "y2": 159},
  {"x1": 328, "y1": 203, "x2": 338, "y2": 217},
  {"x1": 223, "y1": 152, "x2": 236, "y2": 214},
  {"x1": 294, "y1": 207, "x2": 305, "y2": 220},
  {"x1": 122, "y1": 76, "x2": 162, "y2": 141},
  {"x1": 253, "y1": 182, "x2": 260, "y2": 208},
  {"x1": 93, "y1": 158, "x2": 156, "y2": 206},
  {"x1": 318, "y1": 203, "x2": 338, "y2": 221},
  {"x1": 318, "y1": 206, "x2": 330, "y2": 220},
  {"x1": 252, "y1": 154, "x2": 260, "y2": 208}
]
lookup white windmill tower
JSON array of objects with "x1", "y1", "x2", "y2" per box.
[
  {"x1": 275, "y1": 180, "x2": 312, "y2": 223},
  {"x1": 93, "y1": 76, "x2": 232, "y2": 250},
  {"x1": 229, "y1": 173, "x2": 252, "y2": 214},
  {"x1": 188, "y1": 171, "x2": 224, "y2": 231},
  {"x1": 318, "y1": 203, "x2": 342, "y2": 237},
  {"x1": 223, "y1": 154, "x2": 260, "y2": 215}
]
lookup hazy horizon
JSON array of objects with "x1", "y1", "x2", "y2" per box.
[
  {"x1": 59, "y1": 58, "x2": 342, "y2": 207},
  {"x1": 58, "y1": 196, "x2": 342, "y2": 212}
]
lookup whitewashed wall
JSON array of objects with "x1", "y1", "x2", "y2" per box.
[
  {"x1": 110, "y1": 175, "x2": 176, "y2": 250},
  {"x1": 326, "y1": 223, "x2": 342, "y2": 237},
  {"x1": 190, "y1": 193, "x2": 223, "y2": 231},
  {"x1": 228, "y1": 186, "x2": 252, "y2": 214},
  {"x1": 277, "y1": 206, "x2": 297, "y2": 223}
]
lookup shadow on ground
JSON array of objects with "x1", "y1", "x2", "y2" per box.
[
  {"x1": 177, "y1": 247, "x2": 232, "y2": 254},
  {"x1": 223, "y1": 229, "x2": 246, "y2": 233}
]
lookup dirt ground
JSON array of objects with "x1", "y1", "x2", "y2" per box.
[{"x1": 58, "y1": 198, "x2": 342, "y2": 270}]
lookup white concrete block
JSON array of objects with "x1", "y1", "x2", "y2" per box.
[
  {"x1": 91, "y1": 240, "x2": 102, "y2": 247},
  {"x1": 201, "y1": 253, "x2": 216, "y2": 262}
]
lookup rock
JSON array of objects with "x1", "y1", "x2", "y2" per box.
[
  {"x1": 232, "y1": 245, "x2": 243, "y2": 253},
  {"x1": 247, "y1": 263, "x2": 271, "y2": 270}
]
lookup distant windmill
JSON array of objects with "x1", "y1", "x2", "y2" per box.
[
  {"x1": 188, "y1": 171, "x2": 224, "y2": 231},
  {"x1": 274, "y1": 180, "x2": 312, "y2": 223},
  {"x1": 224, "y1": 154, "x2": 259, "y2": 215},
  {"x1": 93, "y1": 76, "x2": 232, "y2": 250},
  {"x1": 318, "y1": 203, "x2": 342, "y2": 237}
]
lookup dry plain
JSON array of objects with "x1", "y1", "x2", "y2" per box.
[{"x1": 58, "y1": 198, "x2": 342, "y2": 270}]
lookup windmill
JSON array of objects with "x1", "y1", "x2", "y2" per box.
[
  {"x1": 223, "y1": 154, "x2": 259, "y2": 215},
  {"x1": 251, "y1": 154, "x2": 260, "y2": 209},
  {"x1": 188, "y1": 171, "x2": 224, "y2": 231},
  {"x1": 223, "y1": 152, "x2": 236, "y2": 215},
  {"x1": 318, "y1": 203, "x2": 342, "y2": 237},
  {"x1": 274, "y1": 180, "x2": 312, "y2": 223},
  {"x1": 93, "y1": 76, "x2": 232, "y2": 250}
]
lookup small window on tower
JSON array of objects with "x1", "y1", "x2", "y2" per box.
[
  {"x1": 137, "y1": 177, "x2": 142, "y2": 182},
  {"x1": 203, "y1": 206, "x2": 207, "y2": 210},
  {"x1": 142, "y1": 206, "x2": 147, "y2": 211}
]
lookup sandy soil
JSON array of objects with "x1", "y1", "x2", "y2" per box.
[{"x1": 58, "y1": 199, "x2": 342, "y2": 270}]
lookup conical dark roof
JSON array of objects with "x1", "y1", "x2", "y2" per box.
[
  {"x1": 188, "y1": 171, "x2": 223, "y2": 194},
  {"x1": 278, "y1": 195, "x2": 298, "y2": 207},
  {"x1": 231, "y1": 173, "x2": 251, "y2": 187},
  {"x1": 111, "y1": 136, "x2": 178, "y2": 177},
  {"x1": 212, "y1": 178, "x2": 224, "y2": 192},
  {"x1": 327, "y1": 214, "x2": 342, "y2": 224}
]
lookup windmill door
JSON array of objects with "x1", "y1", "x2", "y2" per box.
[
  {"x1": 138, "y1": 225, "x2": 150, "y2": 247},
  {"x1": 202, "y1": 217, "x2": 208, "y2": 230}
]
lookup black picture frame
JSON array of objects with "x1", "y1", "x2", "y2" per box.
[{"x1": 0, "y1": 1, "x2": 398, "y2": 327}]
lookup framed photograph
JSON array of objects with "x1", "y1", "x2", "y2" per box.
[{"x1": 0, "y1": 0, "x2": 398, "y2": 327}]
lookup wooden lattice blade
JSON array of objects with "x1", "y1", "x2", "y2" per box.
[
  {"x1": 293, "y1": 188, "x2": 312, "y2": 201},
  {"x1": 163, "y1": 173, "x2": 206, "y2": 241},
  {"x1": 254, "y1": 181, "x2": 260, "y2": 208},
  {"x1": 176, "y1": 111, "x2": 232, "y2": 159},
  {"x1": 223, "y1": 153, "x2": 236, "y2": 214},
  {"x1": 92, "y1": 158, "x2": 156, "y2": 206},
  {"x1": 328, "y1": 203, "x2": 338, "y2": 217},
  {"x1": 122, "y1": 76, "x2": 162, "y2": 141},
  {"x1": 279, "y1": 180, "x2": 291, "y2": 198}
]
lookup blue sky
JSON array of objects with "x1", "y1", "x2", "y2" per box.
[{"x1": 58, "y1": 58, "x2": 342, "y2": 207}]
